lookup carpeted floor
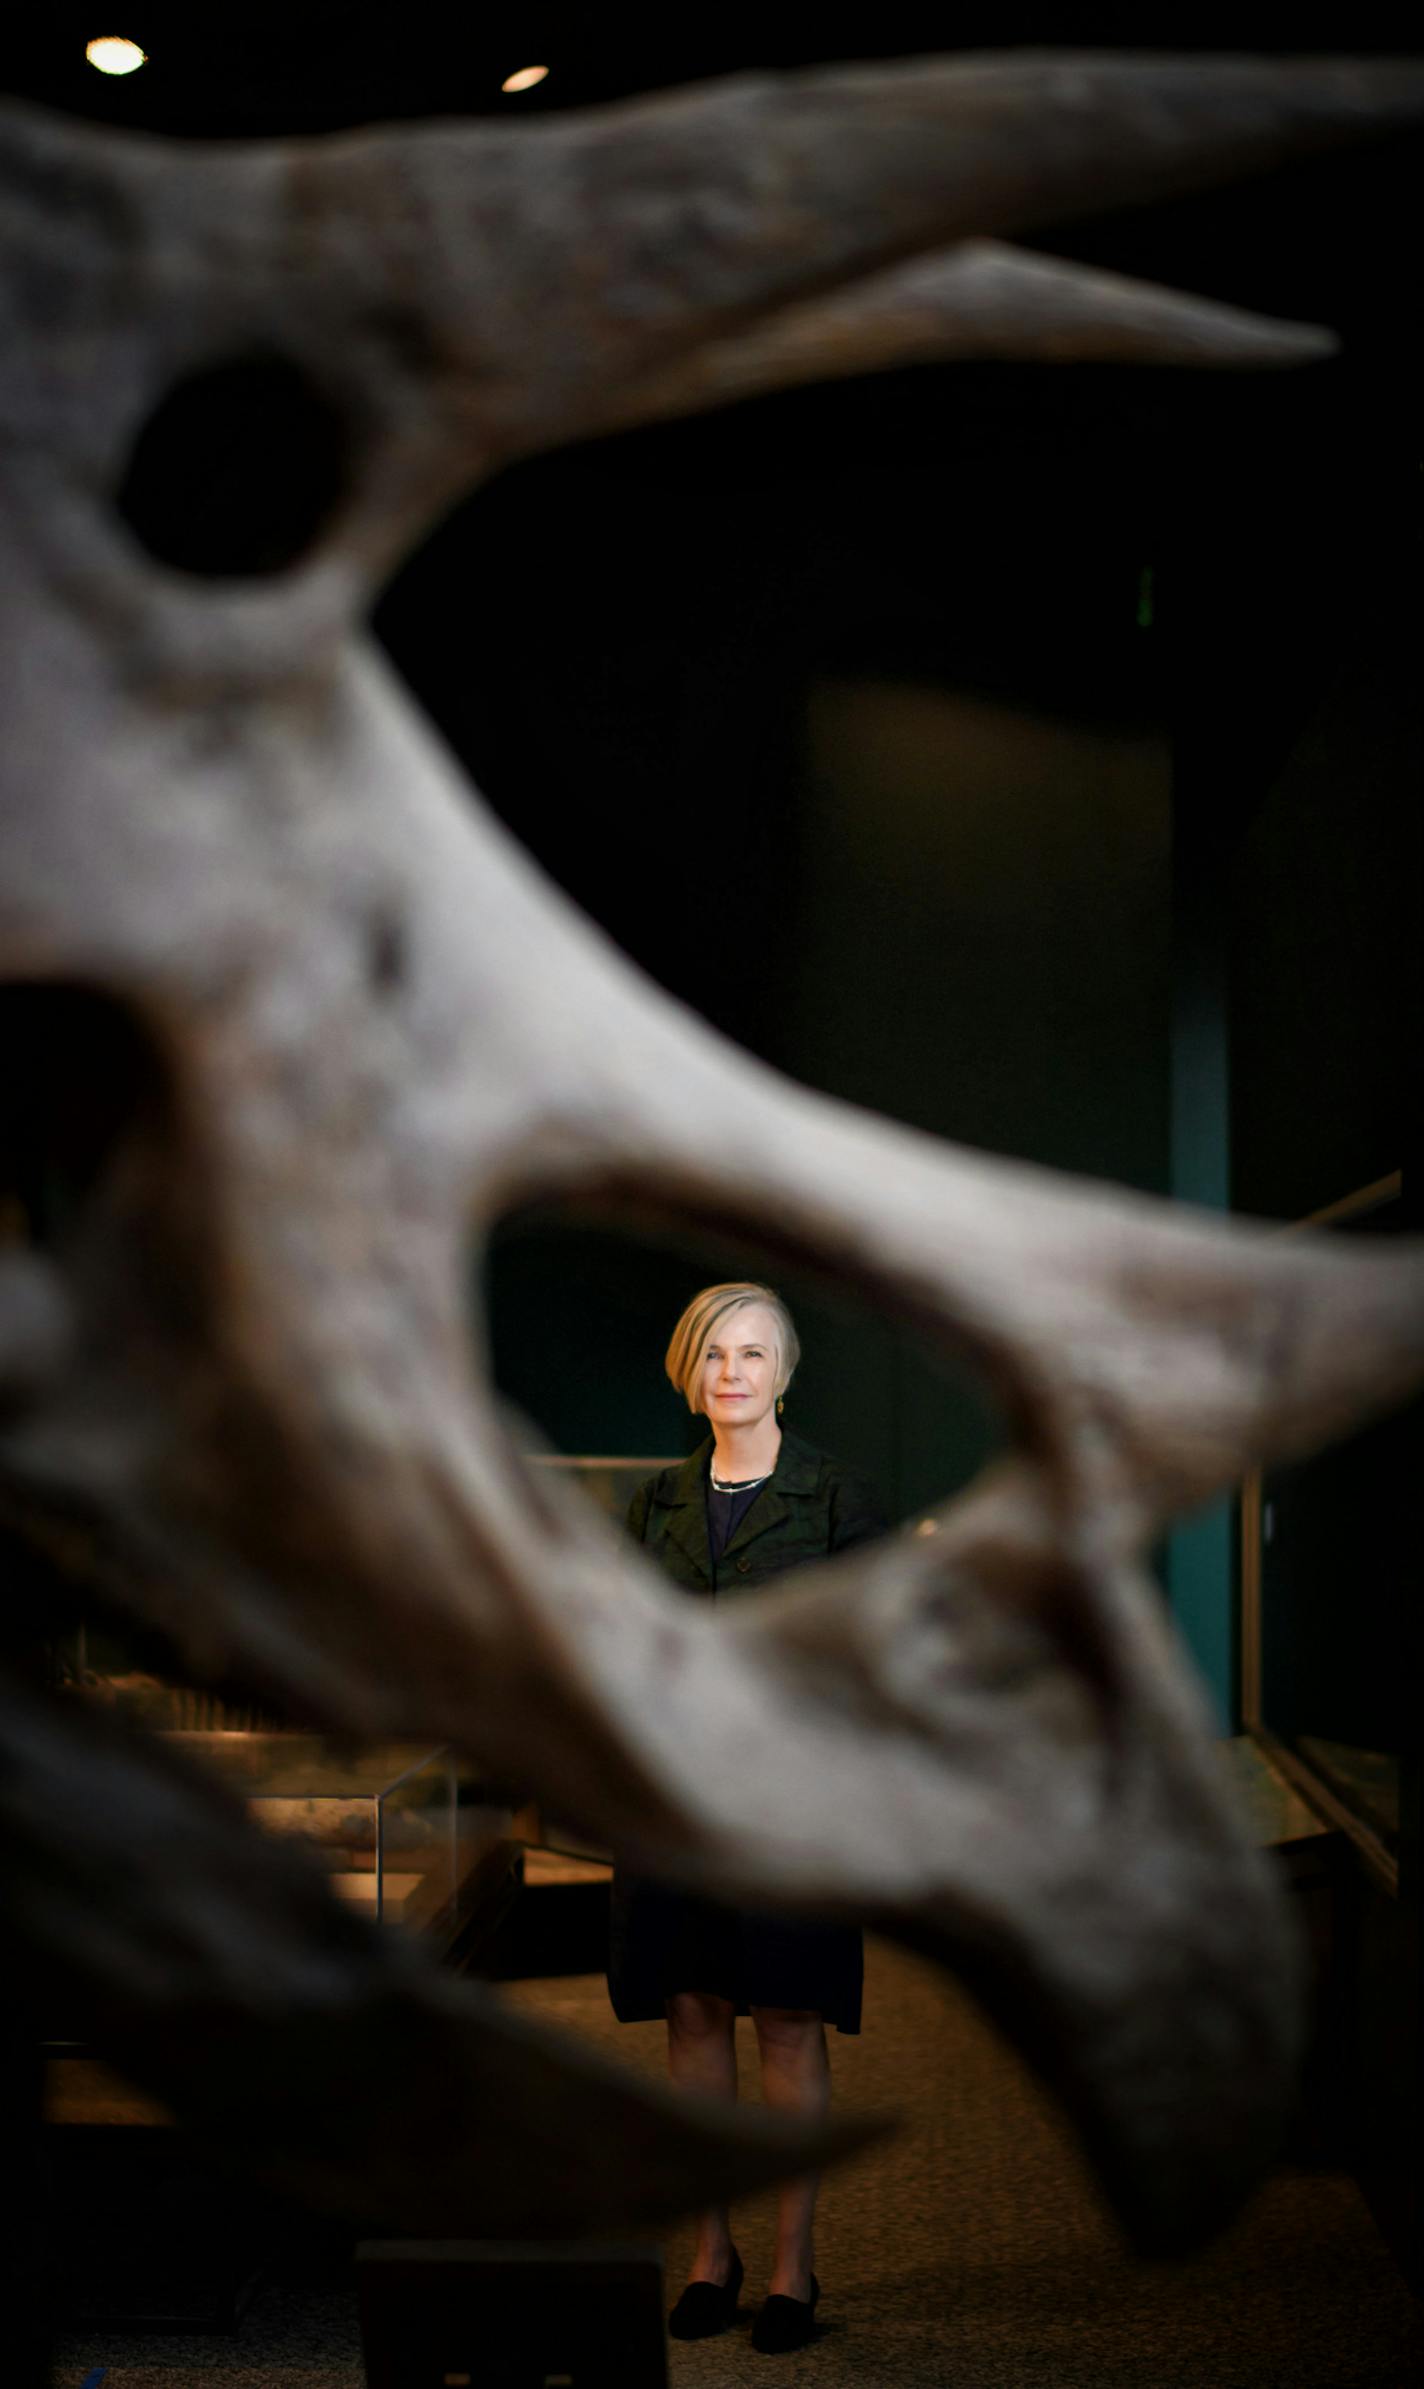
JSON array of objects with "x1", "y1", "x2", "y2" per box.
[{"x1": 53, "y1": 1937, "x2": 1422, "y2": 2387}]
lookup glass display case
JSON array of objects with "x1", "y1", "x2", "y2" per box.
[
  {"x1": 57, "y1": 1622, "x2": 523, "y2": 1937},
  {"x1": 168, "y1": 1732, "x2": 513, "y2": 1930},
  {"x1": 51, "y1": 1452, "x2": 671, "y2": 1918}
]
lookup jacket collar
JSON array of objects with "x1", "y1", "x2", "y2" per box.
[
  {"x1": 665, "y1": 1427, "x2": 818, "y2": 1505},
  {"x1": 661, "y1": 1428, "x2": 819, "y2": 1577}
]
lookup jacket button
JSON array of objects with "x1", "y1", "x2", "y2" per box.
[{"x1": 735, "y1": 1558, "x2": 751, "y2": 1574}]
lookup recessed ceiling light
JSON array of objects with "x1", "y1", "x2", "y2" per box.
[
  {"x1": 86, "y1": 36, "x2": 148, "y2": 76},
  {"x1": 501, "y1": 65, "x2": 549, "y2": 95}
]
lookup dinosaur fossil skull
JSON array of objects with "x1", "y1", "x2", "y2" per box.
[{"x1": 2, "y1": 52, "x2": 1422, "y2": 2257}]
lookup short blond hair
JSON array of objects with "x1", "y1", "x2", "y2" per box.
[{"x1": 665, "y1": 1282, "x2": 800, "y2": 1414}]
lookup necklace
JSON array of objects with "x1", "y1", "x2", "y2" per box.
[{"x1": 709, "y1": 1466, "x2": 769, "y2": 1493}]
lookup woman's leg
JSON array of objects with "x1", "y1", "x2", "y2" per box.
[
  {"x1": 666, "y1": 1990, "x2": 739, "y2": 2283},
  {"x1": 751, "y1": 2005, "x2": 830, "y2": 2299}
]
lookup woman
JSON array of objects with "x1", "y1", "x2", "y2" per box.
[{"x1": 608, "y1": 1281, "x2": 884, "y2": 2356}]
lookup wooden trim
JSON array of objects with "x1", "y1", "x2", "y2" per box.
[
  {"x1": 1249, "y1": 1722, "x2": 1398, "y2": 1896},
  {"x1": 1287, "y1": 1168, "x2": 1403, "y2": 1234},
  {"x1": 528, "y1": 1454, "x2": 681, "y2": 1471}
]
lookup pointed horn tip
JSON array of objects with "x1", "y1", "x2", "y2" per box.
[{"x1": 1262, "y1": 322, "x2": 1336, "y2": 358}]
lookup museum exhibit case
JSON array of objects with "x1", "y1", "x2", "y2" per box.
[
  {"x1": 41, "y1": 1690, "x2": 530, "y2": 2327},
  {"x1": 1236, "y1": 1169, "x2": 1420, "y2": 2287},
  {"x1": 1241, "y1": 1172, "x2": 1416, "y2": 1893},
  {"x1": 171, "y1": 1734, "x2": 495, "y2": 1931},
  {"x1": 49, "y1": 1451, "x2": 679, "y2": 1943}
]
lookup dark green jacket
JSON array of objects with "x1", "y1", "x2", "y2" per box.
[{"x1": 627, "y1": 1427, "x2": 885, "y2": 1598}]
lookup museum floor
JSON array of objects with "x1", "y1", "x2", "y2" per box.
[{"x1": 54, "y1": 1936, "x2": 1422, "y2": 2388}]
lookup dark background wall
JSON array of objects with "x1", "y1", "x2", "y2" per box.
[
  {"x1": 380, "y1": 372, "x2": 1179, "y2": 1516},
  {"x1": 372, "y1": 330, "x2": 1418, "y2": 1557},
  {"x1": 1228, "y1": 573, "x2": 1421, "y2": 1225}
]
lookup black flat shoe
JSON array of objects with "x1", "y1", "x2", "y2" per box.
[
  {"x1": 750, "y1": 2274, "x2": 820, "y2": 2355},
  {"x1": 667, "y1": 2246, "x2": 744, "y2": 2341}
]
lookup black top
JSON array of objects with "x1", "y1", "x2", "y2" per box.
[
  {"x1": 705, "y1": 1475, "x2": 766, "y2": 1560},
  {"x1": 610, "y1": 1427, "x2": 887, "y2": 2034},
  {"x1": 627, "y1": 1426, "x2": 886, "y2": 1598}
]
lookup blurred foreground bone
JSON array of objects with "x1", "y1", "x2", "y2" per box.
[{"x1": 1, "y1": 53, "x2": 1423, "y2": 2257}]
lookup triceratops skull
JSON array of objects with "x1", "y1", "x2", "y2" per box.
[{"x1": 2, "y1": 51, "x2": 1422, "y2": 2257}]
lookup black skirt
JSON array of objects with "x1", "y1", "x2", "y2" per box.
[{"x1": 607, "y1": 1871, "x2": 863, "y2": 2035}]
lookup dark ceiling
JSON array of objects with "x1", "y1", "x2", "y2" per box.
[{"x1": 3, "y1": 12, "x2": 1421, "y2": 138}]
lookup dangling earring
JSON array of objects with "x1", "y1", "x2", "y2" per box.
[{"x1": 776, "y1": 1396, "x2": 785, "y2": 1416}]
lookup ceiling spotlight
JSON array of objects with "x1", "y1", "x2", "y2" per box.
[
  {"x1": 86, "y1": 36, "x2": 148, "y2": 76},
  {"x1": 501, "y1": 65, "x2": 549, "y2": 94}
]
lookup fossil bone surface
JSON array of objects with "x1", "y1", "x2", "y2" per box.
[{"x1": 1, "y1": 52, "x2": 1422, "y2": 2256}]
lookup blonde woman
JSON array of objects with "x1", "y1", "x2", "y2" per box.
[{"x1": 608, "y1": 1282, "x2": 884, "y2": 2355}]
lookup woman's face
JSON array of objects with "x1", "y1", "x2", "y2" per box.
[{"x1": 698, "y1": 1303, "x2": 781, "y2": 1430}]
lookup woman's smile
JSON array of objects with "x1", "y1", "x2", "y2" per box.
[{"x1": 698, "y1": 1302, "x2": 783, "y2": 1439}]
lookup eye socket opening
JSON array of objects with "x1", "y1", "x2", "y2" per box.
[
  {"x1": 0, "y1": 982, "x2": 271, "y2": 1724},
  {"x1": 477, "y1": 1194, "x2": 1004, "y2": 1531},
  {"x1": 0, "y1": 982, "x2": 176, "y2": 1257},
  {"x1": 115, "y1": 351, "x2": 350, "y2": 580}
]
